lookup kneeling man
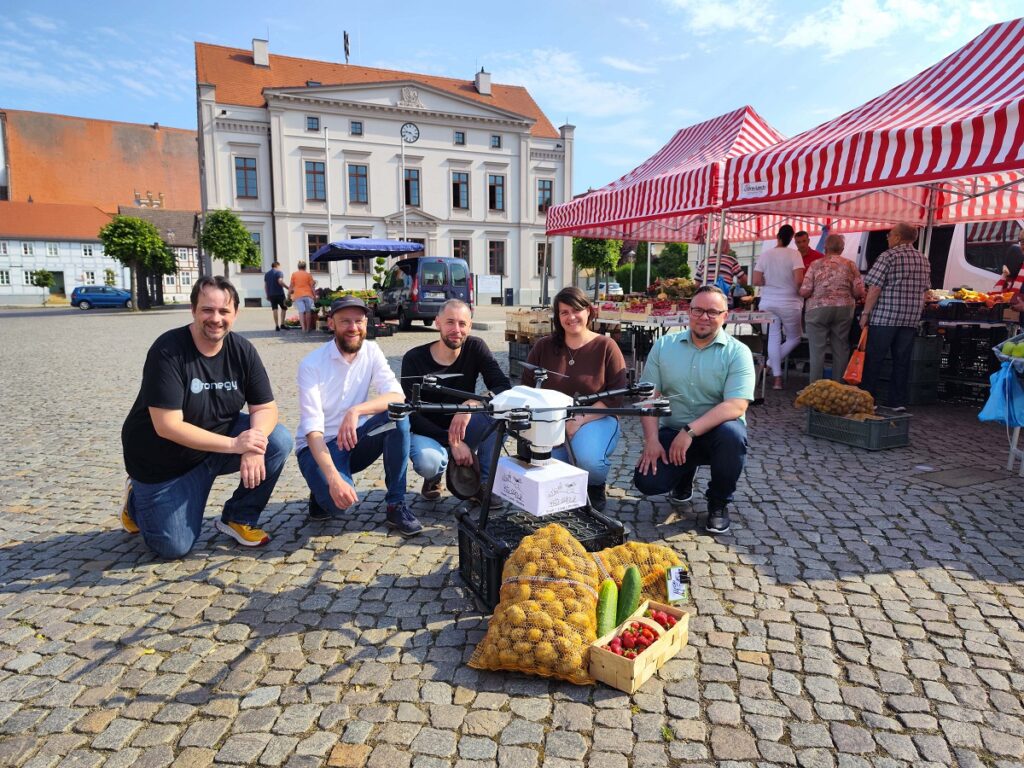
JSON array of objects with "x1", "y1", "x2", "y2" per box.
[
  {"x1": 400, "y1": 300, "x2": 510, "y2": 503},
  {"x1": 295, "y1": 296, "x2": 420, "y2": 536},
  {"x1": 633, "y1": 286, "x2": 755, "y2": 534},
  {"x1": 120, "y1": 276, "x2": 293, "y2": 558}
]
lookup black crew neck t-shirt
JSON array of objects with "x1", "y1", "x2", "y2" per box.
[{"x1": 121, "y1": 326, "x2": 274, "y2": 483}]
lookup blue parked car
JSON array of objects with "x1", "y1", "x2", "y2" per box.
[{"x1": 70, "y1": 285, "x2": 133, "y2": 310}]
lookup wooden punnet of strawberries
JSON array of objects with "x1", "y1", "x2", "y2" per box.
[{"x1": 603, "y1": 608, "x2": 677, "y2": 659}]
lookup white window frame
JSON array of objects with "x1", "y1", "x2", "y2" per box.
[
  {"x1": 82, "y1": 244, "x2": 94, "y2": 257},
  {"x1": 536, "y1": 242, "x2": 552, "y2": 277},
  {"x1": 84, "y1": 270, "x2": 96, "y2": 284},
  {"x1": 22, "y1": 242, "x2": 33, "y2": 256},
  {"x1": 182, "y1": 272, "x2": 193, "y2": 286},
  {"x1": 46, "y1": 242, "x2": 58, "y2": 257},
  {"x1": 23, "y1": 270, "x2": 33, "y2": 285},
  {"x1": 164, "y1": 274, "x2": 176, "y2": 286},
  {"x1": 347, "y1": 162, "x2": 370, "y2": 205},
  {"x1": 0, "y1": 270, "x2": 9, "y2": 285}
]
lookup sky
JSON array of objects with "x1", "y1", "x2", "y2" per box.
[{"x1": 1, "y1": 0, "x2": 1020, "y2": 195}]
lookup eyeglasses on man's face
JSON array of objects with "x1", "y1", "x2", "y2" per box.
[{"x1": 689, "y1": 307, "x2": 726, "y2": 318}]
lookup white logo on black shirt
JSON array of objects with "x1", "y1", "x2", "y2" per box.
[{"x1": 190, "y1": 377, "x2": 239, "y2": 394}]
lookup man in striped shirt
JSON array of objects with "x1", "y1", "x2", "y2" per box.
[{"x1": 695, "y1": 240, "x2": 747, "y2": 288}]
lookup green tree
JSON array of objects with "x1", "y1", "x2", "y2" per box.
[
  {"x1": 99, "y1": 215, "x2": 173, "y2": 311},
  {"x1": 200, "y1": 209, "x2": 260, "y2": 277},
  {"x1": 372, "y1": 256, "x2": 388, "y2": 287},
  {"x1": 572, "y1": 237, "x2": 621, "y2": 300},
  {"x1": 30, "y1": 269, "x2": 54, "y2": 306},
  {"x1": 103, "y1": 267, "x2": 116, "y2": 287},
  {"x1": 655, "y1": 242, "x2": 691, "y2": 281}
]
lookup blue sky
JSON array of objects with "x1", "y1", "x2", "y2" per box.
[{"x1": 1, "y1": 0, "x2": 1019, "y2": 194}]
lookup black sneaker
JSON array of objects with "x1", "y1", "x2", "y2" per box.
[
  {"x1": 420, "y1": 476, "x2": 442, "y2": 500},
  {"x1": 308, "y1": 493, "x2": 330, "y2": 521},
  {"x1": 587, "y1": 484, "x2": 607, "y2": 512},
  {"x1": 669, "y1": 479, "x2": 694, "y2": 504},
  {"x1": 386, "y1": 503, "x2": 423, "y2": 538},
  {"x1": 705, "y1": 506, "x2": 731, "y2": 534}
]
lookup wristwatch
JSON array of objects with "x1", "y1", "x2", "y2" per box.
[{"x1": 683, "y1": 424, "x2": 697, "y2": 438}]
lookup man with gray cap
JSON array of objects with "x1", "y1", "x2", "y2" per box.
[{"x1": 295, "y1": 296, "x2": 420, "y2": 536}]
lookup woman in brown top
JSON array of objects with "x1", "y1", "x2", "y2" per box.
[
  {"x1": 798, "y1": 233, "x2": 866, "y2": 383},
  {"x1": 522, "y1": 287, "x2": 627, "y2": 511}
]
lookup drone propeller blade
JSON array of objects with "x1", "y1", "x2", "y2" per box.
[
  {"x1": 519, "y1": 362, "x2": 569, "y2": 378},
  {"x1": 400, "y1": 372, "x2": 461, "y2": 380},
  {"x1": 367, "y1": 422, "x2": 398, "y2": 437}
]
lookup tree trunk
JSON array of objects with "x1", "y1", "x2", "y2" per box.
[
  {"x1": 223, "y1": 259, "x2": 230, "y2": 278},
  {"x1": 129, "y1": 262, "x2": 139, "y2": 312}
]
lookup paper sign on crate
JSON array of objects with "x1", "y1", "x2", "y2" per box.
[{"x1": 491, "y1": 457, "x2": 588, "y2": 516}]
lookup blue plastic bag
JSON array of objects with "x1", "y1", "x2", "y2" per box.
[
  {"x1": 714, "y1": 276, "x2": 730, "y2": 294},
  {"x1": 978, "y1": 362, "x2": 1024, "y2": 427}
]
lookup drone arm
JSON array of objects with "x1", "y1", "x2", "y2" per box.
[
  {"x1": 420, "y1": 383, "x2": 492, "y2": 403},
  {"x1": 573, "y1": 380, "x2": 656, "y2": 406},
  {"x1": 567, "y1": 404, "x2": 671, "y2": 419}
]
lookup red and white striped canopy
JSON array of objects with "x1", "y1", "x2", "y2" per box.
[
  {"x1": 546, "y1": 106, "x2": 786, "y2": 242},
  {"x1": 723, "y1": 18, "x2": 1024, "y2": 234}
]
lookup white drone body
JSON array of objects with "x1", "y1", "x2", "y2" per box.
[{"x1": 489, "y1": 385, "x2": 573, "y2": 460}]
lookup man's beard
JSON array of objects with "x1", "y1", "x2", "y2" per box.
[
  {"x1": 336, "y1": 330, "x2": 365, "y2": 354},
  {"x1": 442, "y1": 335, "x2": 466, "y2": 351}
]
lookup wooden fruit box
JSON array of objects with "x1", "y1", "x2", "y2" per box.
[{"x1": 589, "y1": 600, "x2": 690, "y2": 694}]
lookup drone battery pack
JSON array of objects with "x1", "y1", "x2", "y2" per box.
[{"x1": 491, "y1": 457, "x2": 588, "y2": 516}]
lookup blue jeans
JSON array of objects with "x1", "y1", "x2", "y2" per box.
[
  {"x1": 632, "y1": 420, "x2": 747, "y2": 507},
  {"x1": 861, "y1": 325, "x2": 916, "y2": 407},
  {"x1": 129, "y1": 414, "x2": 293, "y2": 559},
  {"x1": 552, "y1": 416, "x2": 620, "y2": 486},
  {"x1": 409, "y1": 413, "x2": 501, "y2": 482},
  {"x1": 296, "y1": 411, "x2": 410, "y2": 513}
]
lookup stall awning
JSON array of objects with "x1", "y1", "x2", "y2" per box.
[{"x1": 722, "y1": 18, "x2": 1024, "y2": 233}]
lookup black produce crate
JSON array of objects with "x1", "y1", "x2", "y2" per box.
[
  {"x1": 937, "y1": 378, "x2": 991, "y2": 405},
  {"x1": 922, "y1": 302, "x2": 960, "y2": 320},
  {"x1": 456, "y1": 506, "x2": 626, "y2": 612},
  {"x1": 509, "y1": 359, "x2": 525, "y2": 380},
  {"x1": 878, "y1": 358, "x2": 939, "y2": 383},
  {"x1": 508, "y1": 341, "x2": 531, "y2": 361},
  {"x1": 959, "y1": 303, "x2": 1007, "y2": 322},
  {"x1": 875, "y1": 379, "x2": 938, "y2": 406}
]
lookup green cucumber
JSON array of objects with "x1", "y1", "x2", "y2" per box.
[
  {"x1": 596, "y1": 579, "x2": 619, "y2": 637},
  {"x1": 616, "y1": 566, "x2": 642, "y2": 625}
]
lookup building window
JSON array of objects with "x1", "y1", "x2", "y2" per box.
[
  {"x1": 46, "y1": 242, "x2": 58, "y2": 257},
  {"x1": 453, "y1": 239, "x2": 470, "y2": 261},
  {"x1": 348, "y1": 164, "x2": 368, "y2": 204},
  {"x1": 404, "y1": 168, "x2": 420, "y2": 207},
  {"x1": 84, "y1": 270, "x2": 96, "y2": 283},
  {"x1": 454, "y1": 130, "x2": 466, "y2": 146},
  {"x1": 488, "y1": 241, "x2": 506, "y2": 275},
  {"x1": 164, "y1": 274, "x2": 176, "y2": 287},
  {"x1": 306, "y1": 116, "x2": 320, "y2": 132},
  {"x1": 0, "y1": 186, "x2": 7, "y2": 201},
  {"x1": 350, "y1": 120, "x2": 363, "y2": 136},
  {"x1": 307, "y1": 234, "x2": 329, "y2": 273},
  {"x1": 24, "y1": 271, "x2": 33, "y2": 285},
  {"x1": 0, "y1": 242, "x2": 7, "y2": 256},
  {"x1": 537, "y1": 243, "x2": 551, "y2": 277},
  {"x1": 452, "y1": 172, "x2": 469, "y2": 209},
  {"x1": 537, "y1": 179, "x2": 553, "y2": 214},
  {"x1": 305, "y1": 161, "x2": 326, "y2": 201},
  {"x1": 22, "y1": 242, "x2": 33, "y2": 256},
  {"x1": 82, "y1": 244, "x2": 94, "y2": 257},
  {"x1": 235, "y1": 156, "x2": 258, "y2": 198},
  {"x1": 241, "y1": 232, "x2": 262, "y2": 274},
  {"x1": 490, "y1": 134, "x2": 502, "y2": 149},
  {"x1": 488, "y1": 175, "x2": 505, "y2": 211},
  {"x1": 182, "y1": 272, "x2": 192, "y2": 286},
  {"x1": 350, "y1": 258, "x2": 370, "y2": 274},
  {"x1": 0, "y1": 270, "x2": 8, "y2": 285}
]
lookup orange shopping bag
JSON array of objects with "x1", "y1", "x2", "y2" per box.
[{"x1": 843, "y1": 328, "x2": 867, "y2": 385}]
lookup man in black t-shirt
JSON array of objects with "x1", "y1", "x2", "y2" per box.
[
  {"x1": 120, "y1": 276, "x2": 293, "y2": 558},
  {"x1": 264, "y1": 261, "x2": 287, "y2": 332},
  {"x1": 400, "y1": 300, "x2": 510, "y2": 503}
]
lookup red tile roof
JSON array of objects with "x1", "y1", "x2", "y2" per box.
[
  {"x1": 195, "y1": 43, "x2": 559, "y2": 139},
  {"x1": 0, "y1": 202, "x2": 112, "y2": 240},
  {"x1": 1, "y1": 110, "x2": 200, "y2": 214}
]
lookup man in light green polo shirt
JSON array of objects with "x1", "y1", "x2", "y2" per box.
[{"x1": 633, "y1": 285, "x2": 755, "y2": 534}]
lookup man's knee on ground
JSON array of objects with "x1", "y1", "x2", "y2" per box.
[{"x1": 145, "y1": 532, "x2": 199, "y2": 561}]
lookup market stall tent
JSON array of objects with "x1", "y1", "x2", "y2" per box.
[{"x1": 721, "y1": 17, "x2": 1024, "y2": 241}]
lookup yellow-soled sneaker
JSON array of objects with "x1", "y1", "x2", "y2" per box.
[
  {"x1": 215, "y1": 519, "x2": 270, "y2": 548},
  {"x1": 120, "y1": 478, "x2": 139, "y2": 534}
]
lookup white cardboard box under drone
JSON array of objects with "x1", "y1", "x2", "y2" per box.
[{"x1": 492, "y1": 457, "x2": 588, "y2": 516}]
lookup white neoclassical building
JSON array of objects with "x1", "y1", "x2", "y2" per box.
[{"x1": 196, "y1": 40, "x2": 573, "y2": 306}]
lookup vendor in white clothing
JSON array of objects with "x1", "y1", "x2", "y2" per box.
[{"x1": 753, "y1": 224, "x2": 805, "y2": 390}]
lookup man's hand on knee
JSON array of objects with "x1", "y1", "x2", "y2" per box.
[{"x1": 637, "y1": 439, "x2": 668, "y2": 475}]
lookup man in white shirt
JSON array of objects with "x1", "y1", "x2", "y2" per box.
[{"x1": 295, "y1": 296, "x2": 421, "y2": 536}]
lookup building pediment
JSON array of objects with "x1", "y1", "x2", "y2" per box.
[
  {"x1": 265, "y1": 80, "x2": 534, "y2": 128},
  {"x1": 382, "y1": 208, "x2": 442, "y2": 227}
]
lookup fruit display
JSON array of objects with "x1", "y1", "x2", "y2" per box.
[
  {"x1": 1000, "y1": 340, "x2": 1024, "y2": 358},
  {"x1": 593, "y1": 541, "x2": 684, "y2": 602},
  {"x1": 603, "y1": 620, "x2": 660, "y2": 659},
  {"x1": 468, "y1": 524, "x2": 601, "y2": 685},
  {"x1": 648, "y1": 277, "x2": 698, "y2": 299},
  {"x1": 644, "y1": 607, "x2": 679, "y2": 630},
  {"x1": 794, "y1": 379, "x2": 875, "y2": 417}
]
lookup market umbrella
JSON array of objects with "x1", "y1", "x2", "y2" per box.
[{"x1": 311, "y1": 238, "x2": 425, "y2": 288}]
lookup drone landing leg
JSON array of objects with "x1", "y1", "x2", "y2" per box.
[{"x1": 475, "y1": 419, "x2": 507, "y2": 530}]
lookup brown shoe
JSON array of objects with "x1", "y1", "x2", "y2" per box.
[{"x1": 421, "y1": 476, "x2": 443, "y2": 500}]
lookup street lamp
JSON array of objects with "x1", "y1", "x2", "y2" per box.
[{"x1": 627, "y1": 250, "x2": 636, "y2": 295}]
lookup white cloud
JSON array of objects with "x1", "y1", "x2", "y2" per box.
[
  {"x1": 601, "y1": 56, "x2": 657, "y2": 74},
  {"x1": 663, "y1": 0, "x2": 776, "y2": 35},
  {"x1": 490, "y1": 49, "x2": 650, "y2": 119},
  {"x1": 26, "y1": 14, "x2": 58, "y2": 32},
  {"x1": 617, "y1": 16, "x2": 651, "y2": 31}
]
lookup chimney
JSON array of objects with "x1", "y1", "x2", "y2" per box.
[
  {"x1": 474, "y1": 67, "x2": 491, "y2": 96},
  {"x1": 252, "y1": 38, "x2": 269, "y2": 67},
  {"x1": 158, "y1": 192, "x2": 165, "y2": 208}
]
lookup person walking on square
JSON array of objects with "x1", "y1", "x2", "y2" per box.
[
  {"x1": 859, "y1": 222, "x2": 931, "y2": 409},
  {"x1": 295, "y1": 296, "x2": 421, "y2": 536},
  {"x1": 633, "y1": 286, "x2": 755, "y2": 534},
  {"x1": 119, "y1": 276, "x2": 293, "y2": 558},
  {"x1": 401, "y1": 300, "x2": 510, "y2": 505},
  {"x1": 289, "y1": 261, "x2": 318, "y2": 333},
  {"x1": 753, "y1": 224, "x2": 805, "y2": 390},
  {"x1": 799, "y1": 233, "x2": 865, "y2": 383},
  {"x1": 264, "y1": 260, "x2": 287, "y2": 331},
  {"x1": 522, "y1": 286, "x2": 627, "y2": 512}
]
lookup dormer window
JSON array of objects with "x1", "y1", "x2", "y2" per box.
[{"x1": 306, "y1": 80, "x2": 321, "y2": 87}]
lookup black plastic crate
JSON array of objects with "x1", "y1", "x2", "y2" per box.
[
  {"x1": 509, "y1": 359, "x2": 525, "y2": 379},
  {"x1": 456, "y1": 506, "x2": 626, "y2": 612},
  {"x1": 922, "y1": 302, "x2": 960, "y2": 320},
  {"x1": 958, "y1": 303, "x2": 1006, "y2": 323},
  {"x1": 508, "y1": 341, "x2": 531, "y2": 362},
  {"x1": 875, "y1": 379, "x2": 938, "y2": 405}
]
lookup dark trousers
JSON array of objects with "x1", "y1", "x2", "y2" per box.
[
  {"x1": 861, "y1": 325, "x2": 916, "y2": 407},
  {"x1": 632, "y1": 420, "x2": 747, "y2": 508}
]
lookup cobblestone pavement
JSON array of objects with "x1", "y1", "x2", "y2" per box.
[{"x1": 1, "y1": 307, "x2": 1023, "y2": 768}]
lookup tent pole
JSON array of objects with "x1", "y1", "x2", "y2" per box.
[
  {"x1": 922, "y1": 187, "x2": 937, "y2": 266},
  {"x1": 646, "y1": 241, "x2": 652, "y2": 292},
  {"x1": 713, "y1": 210, "x2": 726, "y2": 283}
]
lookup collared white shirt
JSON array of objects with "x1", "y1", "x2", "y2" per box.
[{"x1": 295, "y1": 339, "x2": 402, "y2": 452}]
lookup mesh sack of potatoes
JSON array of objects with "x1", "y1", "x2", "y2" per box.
[
  {"x1": 593, "y1": 541, "x2": 685, "y2": 602},
  {"x1": 468, "y1": 523, "x2": 600, "y2": 685},
  {"x1": 794, "y1": 379, "x2": 874, "y2": 417}
]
